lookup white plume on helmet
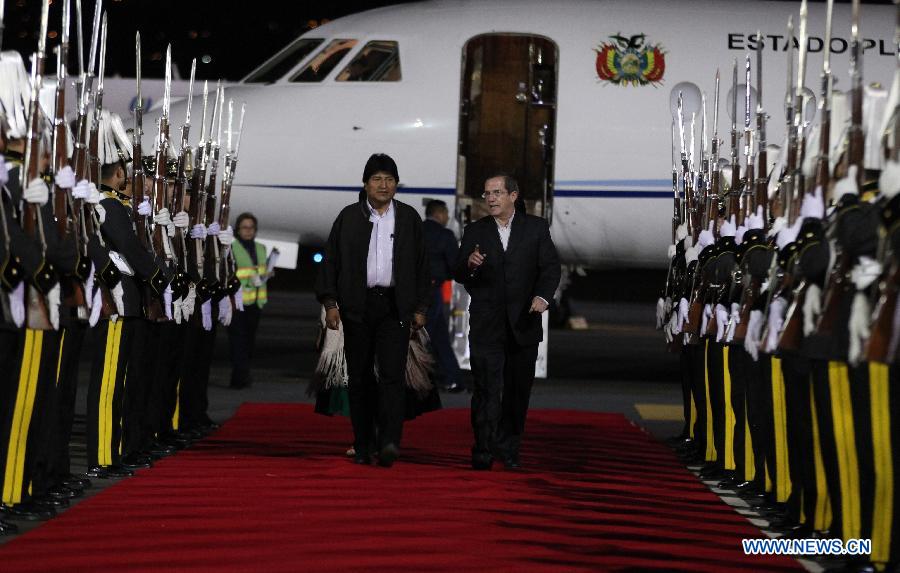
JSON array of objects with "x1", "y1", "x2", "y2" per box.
[
  {"x1": 97, "y1": 109, "x2": 133, "y2": 167},
  {"x1": 0, "y1": 51, "x2": 33, "y2": 139}
]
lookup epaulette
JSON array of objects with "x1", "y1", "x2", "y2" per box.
[
  {"x1": 147, "y1": 267, "x2": 169, "y2": 297},
  {"x1": 97, "y1": 259, "x2": 121, "y2": 289},
  {"x1": 0, "y1": 251, "x2": 24, "y2": 291},
  {"x1": 100, "y1": 185, "x2": 132, "y2": 208},
  {"x1": 31, "y1": 259, "x2": 58, "y2": 294}
]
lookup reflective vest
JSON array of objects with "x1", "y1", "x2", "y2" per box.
[{"x1": 232, "y1": 240, "x2": 268, "y2": 308}]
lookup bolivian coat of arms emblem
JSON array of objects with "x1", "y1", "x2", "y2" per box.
[{"x1": 595, "y1": 33, "x2": 666, "y2": 87}]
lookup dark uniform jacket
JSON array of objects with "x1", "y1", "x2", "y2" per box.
[
  {"x1": 99, "y1": 189, "x2": 161, "y2": 317},
  {"x1": 316, "y1": 194, "x2": 430, "y2": 324},
  {"x1": 453, "y1": 206, "x2": 561, "y2": 349},
  {"x1": 424, "y1": 218, "x2": 457, "y2": 284}
]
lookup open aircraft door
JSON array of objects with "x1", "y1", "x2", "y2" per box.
[{"x1": 450, "y1": 34, "x2": 558, "y2": 378}]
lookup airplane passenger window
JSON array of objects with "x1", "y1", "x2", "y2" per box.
[
  {"x1": 336, "y1": 41, "x2": 401, "y2": 82},
  {"x1": 243, "y1": 38, "x2": 324, "y2": 83},
  {"x1": 292, "y1": 39, "x2": 359, "y2": 82}
]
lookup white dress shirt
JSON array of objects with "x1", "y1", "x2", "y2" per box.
[
  {"x1": 366, "y1": 200, "x2": 395, "y2": 288},
  {"x1": 495, "y1": 211, "x2": 514, "y2": 251}
]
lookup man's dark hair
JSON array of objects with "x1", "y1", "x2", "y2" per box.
[
  {"x1": 486, "y1": 172, "x2": 519, "y2": 196},
  {"x1": 362, "y1": 153, "x2": 399, "y2": 183},
  {"x1": 100, "y1": 161, "x2": 121, "y2": 181},
  {"x1": 425, "y1": 199, "x2": 447, "y2": 217},
  {"x1": 235, "y1": 212, "x2": 258, "y2": 230}
]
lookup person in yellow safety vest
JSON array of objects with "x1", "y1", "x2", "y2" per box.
[{"x1": 228, "y1": 212, "x2": 273, "y2": 389}]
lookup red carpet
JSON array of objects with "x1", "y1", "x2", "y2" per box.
[{"x1": 0, "y1": 405, "x2": 800, "y2": 572}]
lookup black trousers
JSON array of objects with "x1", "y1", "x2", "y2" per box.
[
  {"x1": 50, "y1": 322, "x2": 87, "y2": 484},
  {"x1": 469, "y1": 321, "x2": 539, "y2": 458},
  {"x1": 0, "y1": 329, "x2": 25, "y2": 504},
  {"x1": 153, "y1": 322, "x2": 186, "y2": 438},
  {"x1": 688, "y1": 343, "x2": 708, "y2": 455},
  {"x1": 729, "y1": 345, "x2": 749, "y2": 479},
  {"x1": 343, "y1": 290, "x2": 409, "y2": 455},
  {"x1": 706, "y1": 341, "x2": 726, "y2": 468},
  {"x1": 811, "y1": 360, "x2": 842, "y2": 536},
  {"x1": 746, "y1": 351, "x2": 771, "y2": 488},
  {"x1": 124, "y1": 320, "x2": 159, "y2": 456},
  {"x1": 425, "y1": 285, "x2": 460, "y2": 389},
  {"x1": 180, "y1": 317, "x2": 217, "y2": 430},
  {"x1": 781, "y1": 354, "x2": 817, "y2": 526},
  {"x1": 228, "y1": 303, "x2": 262, "y2": 388},
  {"x1": 86, "y1": 319, "x2": 134, "y2": 468},
  {"x1": 678, "y1": 345, "x2": 693, "y2": 439}
]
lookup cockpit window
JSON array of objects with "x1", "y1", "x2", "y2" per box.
[
  {"x1": 243, "y1": 38, "x2": 324, "y2": 83},
  {"x1": 336, "y1": 41, "x2": 401, "y2": 82},
  {"x1": 291, "y1": 39, "x2": 358, "y2": 82}
]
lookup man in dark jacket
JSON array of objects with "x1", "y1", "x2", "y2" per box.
[
  {"x1": 454, "y1": 174, "x2": 560, "y2": 470},
  {"x1": 423, "y1": 200, "x2": 461, "y2": 392},
  {"x1": 316, "y1": 153, "x2": 430, "y2": 467}
]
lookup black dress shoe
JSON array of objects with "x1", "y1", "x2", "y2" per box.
[
  {"x1": 0, "y1": 519, "x2": 19, "y2": 534},
  {"x1": 502, "y1": 454, "x2": 521, "y2": 469},
  {"x1": 100, "y1": 465, "x2": 134, "y2": 478},
  {"x1": 472, "y1": 454, "x2": 493, "y2": 471},
  {"x1": 64, "y1": 474, "x2": 92, "y2": 489},
  {"x1": 1, "y1": 503, "x2": 55, "y2": 521},
  {"x1": 120, "y1": 455, "x2": 152, "y2": 470},
  {"x1": 47, "y1": 485, "x2": 81, "y2": 500},
  {"x1": 377, "y1": 444, "x2": 400, "y2": 468},
  {"x1": 353, "y1": 453, "x2": 372, "y2": 465},
  {"x1": 85, "y1": 466, "x2": 111, "y2": 479},
  {"x1": 33, "y1": 496, "x2": 69, "y2": 509},
  {"x1": 717, "y1": 476, "x2": 739, "y2": 489}
]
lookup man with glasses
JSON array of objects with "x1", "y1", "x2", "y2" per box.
[
  {"x1": 316, "y1": 153, "x2": 430, "y2": 467},
  {"x1": 454, "y1": 174, "x2": 560, "y2": 470}
]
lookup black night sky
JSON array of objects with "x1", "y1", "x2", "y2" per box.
[{"x1": 0, "y1": 0, "x2": 894, "y2": 81}]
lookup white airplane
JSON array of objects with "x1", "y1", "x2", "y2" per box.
[
  {"x1": 144, "y1": 0, "x2": 897, "y2": 374},
  {"x1": 145, "y1": 0, "x2": 898, "y2": 272}
]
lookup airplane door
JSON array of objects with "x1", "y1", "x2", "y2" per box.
[{"x1": 451, "y1": 34, "x2": 558, "y2": 379}]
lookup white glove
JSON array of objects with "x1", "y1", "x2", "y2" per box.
[
  {"x1": 734, "y1": 225, "x2": 748, "y2": 246},
  {"x1": 720, "y1": 215, "x2": 737, "y2": 238},
  {"x1": 667, "y1": 244, "x2": 677, "y2": 259},
  {"x1": 218, "y1": 296, "x2": 232, "y2": 326},
  {"x1": 684, "y1": 245, "x2": 699, "y2": 266},
  {"x1": 9, "y1": 282, "x2": 24, "y2": 328},
  {"x1": 800, "y1": 186, "x2": 825, "y2": 219},
  {"x1": 776, "y1": 216, "x2": 804, "y2": 249},
  {"x1": 109, "y1": 251, "x2": 135, "y2": 276},
  {"x1": 765, "y1": 297, "x2": 788, "y2": 353},
  {"x1": 715, "y1": 303, "x2": 729, "y2": 342},
  {"x1": 234, "y1": 289, "x2": 244, "y2": 312},
  {"x1": 656, "y1": 297, "x2": 666, "y2": 329},
  {"x1": 137, "y1": 197, "x2": 152, "y2": 217},
  {"x1": 173, "y1": 211, "x2": 190, "y2": 229},
  {"x1": 23, "y1": 178, "x2": 48, "y2": 204},
  {"x1": 744, "y1": 309, "x2": 764, "y2": 361},
  {"x1": 72, "y1": 179, "x2": 92, "y2": 200},
  {"x1": 86, "y1": 184, "x2": 101, "y2": 205},
  {"x1": 880, "y1": 159, "x2": 900, "y2": 199},
  {"x1": 206, "y1": 222, "x2": 221, "y2": 236},
  {"x1": 89, "y1": 284, "x2": 103, "y2": 327},
  {"x1": 768, "y1": 216, "x2": 787, "y2": 239},
  {"x1": 747, "y1": 206, "x2": 765, "y2": 231},
  {"x1": 54, "y1": 165, "x2": 76, "y2": 189},
  {"x1": 154, "y1": 207, "x2": 172, "y2": 226},
  {"x1": 698, "y1": 219, "x2": 716, "y2": 248},
  {"x1": 95, "y1": 203, "x2": 106, "y2": 224},
  {"x1": 0, "y1": 157, "x2": 7, "y2": 187},
  {"x1": 702, "y1": 303, "x2": 713, "y2": 336},
  {"x1": 218, "y1": 225, "x2": 234, "y2": 248},
  {"x1": 848, "y1": 292, "x2": 871, "y2": 366},
  {"x1": 173, "y1": 295, "x2": 184, "y2": 325},
  {"x1": 182, "y1": 284, "x2": 196, "y2": 319},
  {"x1": 833, "y1": 165, "x2": 860, "y2": 202},
  {"x1": 84, "y1": 263, "x2": 95, "y2": 311},
  {"x1": 851, "y1": 256, "x2": 883, "y2": 290},
  {"x1": 664, "y1": 313, "x2": 676, "y2": 343},
  {"x1": 803, "y1": 283, "x2": 822, "y2": 337},
  {"x1": 48, "y1": 284, "x2": 61, "y2": 330},
  {"x1": 726, "y1": 302, "x2": 740, "y2": 343},
  {"x1": 190, "y1": 224, "x2": 207, "y2": 239},
  {"x1": 201, "y1": 300, "x2": 213, "y2": 331},
  {"x1": 112, "y1": 282, "x2": 125, "y2": 317},
  {"x1": 676, "y1": 223, "x2": 688, "y2": 242},
  {"x1": 678, "y1": 297, "x2": 689, "y2": 328},
  {"x1": 163, "y1": 286, "x2": 173, "y2": 321}
]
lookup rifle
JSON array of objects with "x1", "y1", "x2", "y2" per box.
[
  {"x1": 169, "y1": 58, "x2": 196, "y2": 300},
  {"x1": 204, "y1": 83, "x2": 225, "y2": 300},
  {"x1": 149, "y1": 45, "x2": 174, "y2": 322},
  {"x1": 778, "y1": 0, "x2": 818, "y2": 352},
  {"x1": 133, "y1": 31, "x2": 151, "y2": 251},
  {"x1": 865, "y1": 1, "x2": 900, "y2": 363},
  {"x1": 219, "y1": 100, "x2": 246, "y2": 299},
  {"x1": 190, "y1": 80, "x2": 212, "y2": 302},
  {"x1": 815, "y1": 0, "x2": 860, "y2": 341}
]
